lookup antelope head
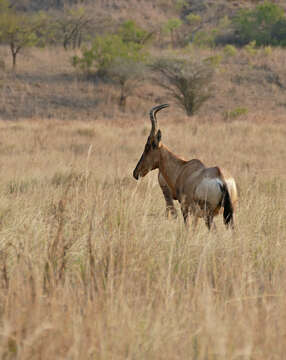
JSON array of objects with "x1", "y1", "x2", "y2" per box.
[{"x1": 133, "y1": 104, "x2": 169, "y2": 180}]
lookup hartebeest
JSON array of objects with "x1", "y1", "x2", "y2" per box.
[
  {"x1": 158, "y1": 167, "x2": 238, "y2": 221},
  {"x1": 133, "y1": 104, "x2": 238, "y2": 229}
]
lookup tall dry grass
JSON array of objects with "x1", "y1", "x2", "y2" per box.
[{"x1": 0, "y1": 114, "x2": 285, "y2": 359}]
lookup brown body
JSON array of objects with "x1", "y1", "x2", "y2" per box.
[
  {"x1": 133, "y1": 104, "x2": 238, "y2": 229},
  {"x1": 158, "y1": 168, "x2": 238, "y2": 220}
]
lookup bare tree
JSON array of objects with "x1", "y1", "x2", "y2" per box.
[
  {"x1": 150, "y1": 57, "x2": 214, "y2": 116},
  {"x1": 60, "y1": 7, "x2": 90, "y2": 49}
]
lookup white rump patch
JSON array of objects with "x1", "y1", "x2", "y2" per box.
[
  {"x1": 195, "y1": 178, "x2": 223, "y2": 207},
  {"x1": 225, "y1": 178, "x2": 237, "y2": 195}
]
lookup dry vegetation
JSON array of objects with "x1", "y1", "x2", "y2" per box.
[
  {"x1": 1, "y1": 46, "x2": 286, "y2": 122},
  {"x1": 0, "y1": 36, "x2": 285, "y2": 358},
  {"x1": 0, "y1": 102, "x2": 285, "y2": 359}
]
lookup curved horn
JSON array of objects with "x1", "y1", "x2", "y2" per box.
[{"x1": 149, "y1": 104, "x2": 169, "y2": 135}]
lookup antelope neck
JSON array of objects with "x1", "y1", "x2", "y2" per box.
[{"x1": 158, "y1": 144, "x2": 186, "y2": 198}]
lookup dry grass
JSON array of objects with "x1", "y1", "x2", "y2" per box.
[
  {"x1": 0, "y1": 41, "x2": 285, "y2": 358},
  {"x1": 0, "y1": 112, "x2": 285, "y2": 359}
]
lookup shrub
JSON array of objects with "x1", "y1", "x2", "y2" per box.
[
  {"x1": 186, "y1": 13, "x2": 202, "y2": 26},
  {"x1": 224, "y1": 107, "x2": 248, "y2": 121},
  {"x1": 232, "y1": 2, "x2": 285, "y2": 46},
  {"x1": 193, "y1": 29, "x2": 216, "y2": 48},
  {"x1": 271, "y1": 19, "x2": 286, "y2": 46},
  {"x1": 204, "y1": 54, "x2": 222, "y2": 67},
  {"x1": 244, "y1": 41, "x2": 258, "y2": 56},
  {"x1": 175, "y1": 0, "x2": 187, "y2": 12},
  {"x1": 72, "y1": 33, "x2": 148, "y2": 77},
  {"x1": 72, "y1": 24, "x2": 149, "y2": 110},
  {"x1": 224, "y1": 44, "x2": 237, "y2": 57},
  {"x1": 118, "y1": 20, "x2": 153, "y2": 45},
  {"x1": 263, "y1": 46, "x2": 272, "y2": 56}
]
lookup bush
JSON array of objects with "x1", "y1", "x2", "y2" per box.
[
  {"x1": 224, "y1": 44, "x2": 237, "y2": 57},
  {"x1": 224, "y1": 107, "x2": 248, "y2": 121},
  {"x1": 193, "y1": 29, "x2": 216, "y2": 48},
  {"x1": 271, "y1": 19, "x2": 286, "y2": 46},
  {"x1": 204, "y1": 54, "x2": 222, "y2": 67},
  {"x1": 263, "y1": 46, "x2": 272, "y2": 56},
  {"x1": 118, "y1": 20, "x2": 153, "y2": 45},
  {"x1": 232, "y1": 2, "x2": 285, "y2": 46},
  {"x1": 72, "y1": 24, "x2": 149, "y2": 110},
  {"x1": 72, "y1": 20, "x2": 150, "y2": 77},
  {"x1": 72, "y1": 33, "x2": 148, "y2": 77},
  {"x1": 244, "y1": 41, "x2": 258, "y2": 56}
]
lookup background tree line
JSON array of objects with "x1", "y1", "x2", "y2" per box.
[{"x1": 1, "y1": 0, "x2": 286, "y2": 115}]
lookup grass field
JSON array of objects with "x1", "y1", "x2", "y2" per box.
[
  {"x1": 0, "y1": 42, "x2": 285, "y2": 358},
  {"x1": 0, "y1": 109, "x2": 285, "y2": 358}
]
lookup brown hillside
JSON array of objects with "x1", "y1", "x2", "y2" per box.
[{"x1": 1, "y1": 45, "x2": 286, "y2": 122}]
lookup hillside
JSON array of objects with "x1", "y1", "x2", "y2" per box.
[
  {"x1": 1, "y1": 45, "x2": 286, "y2": 122},
  {"x1": 10, "y1": 0, "x2": 286, "y2": 23},
  {"x1": 0, "y1": 0, "x2": 285, "y2": 122}
]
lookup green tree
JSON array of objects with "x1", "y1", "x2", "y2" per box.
[
  {"x1": 186, "y1": 13, "x2": 202, "y2": 42},
  {"x1": 73, "y1": 30, "x2": 149, "y2": 110},
  {"x1": 163, "y1": 18, "x2": 182, "y2": 47},
  {"x1": 150, "y1": 57, "x2": 213, "y2": 116},
  {"x1": 233, "y1": 1, "x2": 285, "y2": 46},
  {"x1": 0, "y1": 5, "x2": 47, "y2": 69},
  {"x1": 118, "y1": 20, "x2": 153, "y2": 45},
  {"x1": 51, "y1": 6, "x2": 92, "y2": 50},
  {"x1": 73, "y1": 33, "x2": 148, "y2": 77},
  {"x1": 271, "y1": 19, "x2": 286, "y2": 46}
]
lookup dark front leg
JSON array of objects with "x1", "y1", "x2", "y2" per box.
[
  {"x1": 161, "y1": 185, "x2": 177, "y2": 219},
  {"x1": 180, "y1": 203, "x2": 189, "y2": 225},
  {"x1": 158, "y1": 172, "x2": 177, "y2": 219},
  {"x1": 205, "y1": 214, "x2": 215, "y2": 231}
]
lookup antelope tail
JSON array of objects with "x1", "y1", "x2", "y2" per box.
[{"x1": 220, "y1": 183, "x2": 234, "y2": 228}]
